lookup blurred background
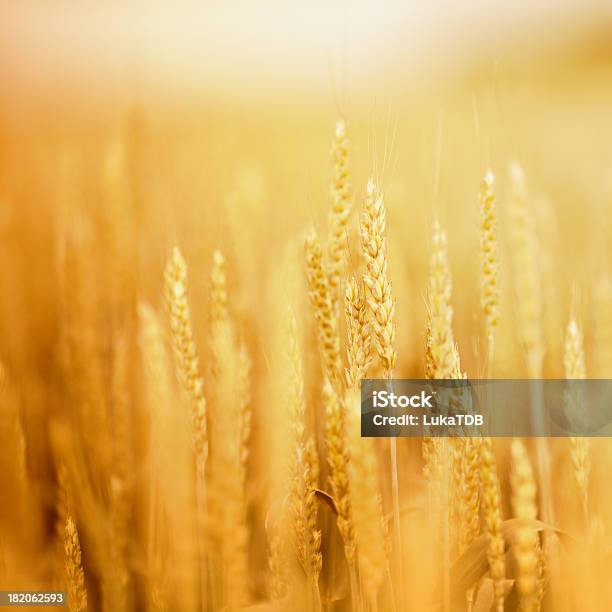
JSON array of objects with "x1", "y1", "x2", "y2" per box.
[
  {"x1": 2, "y1": 0, "x2": 612, "y2": 375},
  {"x1": 2, "y1": 2, "x2": 612, "y2": 610}
]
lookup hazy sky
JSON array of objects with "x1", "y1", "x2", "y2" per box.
[{"x1": 1, "y1": 1, "x2": 609, "y2": 101}]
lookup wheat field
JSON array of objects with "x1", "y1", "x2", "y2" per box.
[{"x1": 1, "y1": 6, "x2": 612, "y2": 612}]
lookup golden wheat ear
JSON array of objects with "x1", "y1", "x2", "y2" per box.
[
  {"x1": 164, "y1": 246, "x2": 208, "y2": 475},
  {"x1": 304, "y1": 229, "x2": 342, "y2": 388},
  {"x1": 508, "y1": 162, "x2": 544, "y2": 378},
  {"x1": 163, "y1": 247, "x2": 209, "y2": 608},
  {"x1": 426, "y1": 220, "x2": 461, "y2": 379},
  {"x1": 564, "y1": 317, "x2": 590, "y2": 527},
  {"x1": 327, "y1": 119, "x2": 353, "y2": 313},
  {"x1": 360, "y1": 179, "x2": 396, "y2": 378},
  {"x1": 344, "y1": 276, "x2": 372, "y2": 388},
  {"x1": 64, "y1": 516, "x2": 88, "y2": 612},
  {"x1": 478, "y1": 170, "x2": 499, "y2": 364},
  {"x1": 510, "y1": 439, "x2": 542, "y2": 612},
  {"x1": 207, "y1": 248, "x2": 252, "y2": 609}
]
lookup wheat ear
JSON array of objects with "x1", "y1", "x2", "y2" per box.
[
  {"x1": 508, "y1": 163, "x2": 553, "y2": 546},
  {"x1": 361, "y1": 179, "x2": 401, "y2": 606},
  {"x1": 285, "y1": 308, "x2": 322, "y2": 587},
  {"x1": 479, "y1": 170, "x2": 499, "y2": 364},
  {"x1": 510, "y1": 439, "x2": 541, "y2": 612},
  {"x1": 327, "y1": 119, "x2": 353, "y2": 312},
  {"x1": 459, "y1": 437, "x2": 481, "y2": 556},
  {"x1": 323, "y1": 380, "x2": 356, "y2": 561},
  {"x1": 268, "y1": 529, "x2": 289, "y2": 601},
  {"x1": 65, "y1": 517, "x2": 88, "y2": 612},
  {"x1": 164, "y1": 247, "x2": 208, "y2": 607},
  {"x1": 208, "y1": 250, "x2": 251, "y2": 608},
  {"x1": 480, "y1": 437, "x2": 506, "y2": 611},
  {"x1": 345, "y1": 276, "x2": 372, "y2": 388},
  {"x1": 138, "y1": 302, "x2": 172, "y2": 612},
  {"x1": 423, "y1": 224, "x2": 466, "y2": 610},
  {"x1": 301, "y1": 436, "x2": 323, "y2": 605},
  {"x1": 305, "y1": 229, "x2": 342, "y2": 387},
  {"x1": 508, "y1": 163, "x2": 544, "y2": 378},
  {"x1": 106, "y1": 333, "x2": 130, "y2": 612},
  {"x1": 361, "y1": 179, "x2": 396, "y2": 376},
  {"x1": 164, "y1": 247, "x2": 208, "y2": 479},
  {"x1": 593, "y1": 275, "x2": 612, "y2": 377},
  {"x1": 564, "y1": 318, "x2": 590, "y2": 526},
  {"x1": 211, "y1": 248, "x2": 228, "y2": 325},
  {"x1": 426, "y1": 220, "x2": 461, "y2": 379},
  {"x1": 346, "y1": 388, "x2": 387, "y2": 609}
]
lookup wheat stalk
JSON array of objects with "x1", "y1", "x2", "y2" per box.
[
  {"x1": 163, "y1": 246, "x2": 208, "y2": 607},
  {"x1": 508, "y1": 164, "x2": 553, "y2": 550},
  {"x1": 423, "y1": 225, "x2": 466, "y2": 611},
  {"x1": 104, "y1": 333, "x2": 130, "y2": 612},
  {"x1": 207, "y1": 251, "x2": 252, "y2": 608},
  {"x1": 360, "y1": 179, "x2": 401, "y2": 607},
  {"x1": 285, "y1": 308, "x2": 322, "y2": 587},
  {"x1": 323, "y1": 380, "x2": 356, "y2": 561},
  {"x1": 300, "y1": 437, "x2": 323, "y2": 596},
  {"x1": 323, "y1": 381, "x2": 360, "y2": 611},
  {"x1": 346, "y1": 389, "x2": 387, "y2": 610},
  {"x1": 208, "y1": 320, "x2": 251, "y2": 606},
  {"x1": 138, "y1": 302, "x2": 172, "y2": 612}
]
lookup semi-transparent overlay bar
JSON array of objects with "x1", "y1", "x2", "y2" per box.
[
  {"x1": 0, "y1": 592, "x2": 65, "y2": 606},
  {"x1": 361, "y1": 379, "x2": 612, "y2": 437}
]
